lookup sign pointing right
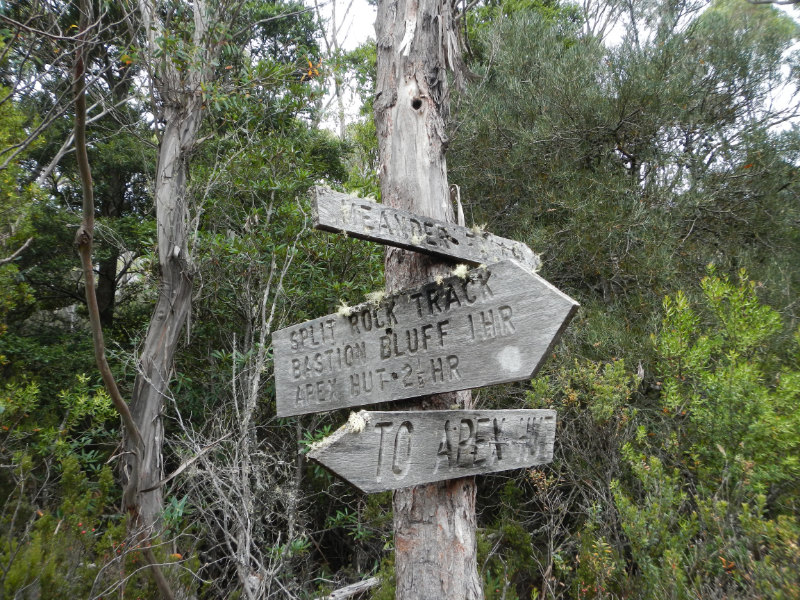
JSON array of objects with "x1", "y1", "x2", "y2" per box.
[{"x1": 273, "y1": 260, "x2": 578, "y2": 417}]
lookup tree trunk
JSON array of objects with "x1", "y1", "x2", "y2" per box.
[
  {"x1": 96, "y1": 172, "x2": 126, "y2": 329},
  {"x1": 96, "y1": 247, "x2": 118, "y2": 328},
  {"x1": 374, "y1": 0, "x2": 482, "y2": 597},
  {"x1": 121, "y1": 0, "x2": 227, "y2": 534},
  {"x1": 124, "y1": 99, "x2": 200, "y2": 530},
  {"x1": 72, "y1": 3, "x2": 175, "y2": 595}
]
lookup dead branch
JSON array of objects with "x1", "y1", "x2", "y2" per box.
[
  {"x1": 139, "y1": 433, "x2": 232, "y2": 493},
  {"x1": 314, "y1": 577, "x2": 380, "y2": 600},
  {"x1": 0, "y1": 237, "x2": 33, "y2": 266}
]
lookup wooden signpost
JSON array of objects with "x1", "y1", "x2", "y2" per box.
[
  {"x1": 311, "y1": 187, "x2": 541, "y2": 272},
  {"x1": 307, "y1": 409, "x2": 556, "y2": 493},
  {"x1": 275, "y1": 185, "x2": 578, "y2": 498},
  {"x1": 273, "y1": 260, "x2": 578, "y2": 417}
]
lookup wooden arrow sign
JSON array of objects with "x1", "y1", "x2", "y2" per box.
[
  {"x1": 273, "y1": 260, "x2": 578, "y2": 417},
  {"x1": 311, "y1": 187, "x2": 541, "y2": 272},
  {"x1": 307, "y1": 409, "x2": 557, "y2": 493}
]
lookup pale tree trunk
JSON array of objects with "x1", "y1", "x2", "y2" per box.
[
  {"x1": 329, "y1": 0, "x2": 347, "y2": 140},
  {"x1": 374, "y1": 0, "x2": 482, "y2": 597},
  {"x1": 126, "y1": 102, "x2": 199, "y2": 528},
  {"x1": 123, "y1": 0, "x2": 223, "y2": 533}
]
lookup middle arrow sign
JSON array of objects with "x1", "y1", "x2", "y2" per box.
[{"x1": 273, "y1": 260, "x2": 578, "y2": 417}]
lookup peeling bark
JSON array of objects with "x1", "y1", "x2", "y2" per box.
[
  {"x1": 124, "y1": 99, "x2": 200, "y2": 530},
  {"x1": 374, "y1": 0, "x2": 482, "y2": 597},
  {"x1": 123, "y1": 0, "x2": 222, "y2": 533}
]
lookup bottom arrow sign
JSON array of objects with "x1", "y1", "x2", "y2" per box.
[{"x1": 307, "y1": 409, "x2": 556, "y2": 493}]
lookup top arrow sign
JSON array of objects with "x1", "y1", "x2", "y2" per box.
[
  {"x1": 311, "y1": 187, "x2": 541, "y2": 272},
  {"x1": 273, "y1": 260, "x2": 578, "y2": 417}
]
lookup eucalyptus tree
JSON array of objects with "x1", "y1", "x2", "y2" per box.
[
  {"x1": 2, "y1": 0, "x2": 328, "y2": 572},
  {"x1": 372, "y1": 0, "x2": 486, "y2": 596},
  {"x1": 2, "y1": 0, "x2": 375, "y2": 595}
]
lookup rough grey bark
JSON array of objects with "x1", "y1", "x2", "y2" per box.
[
  {"x1": 374, "y1": 0, "x2": 482, "y2": 597},
  {"x1": 125, "y1": 98, "x2": 199, "y2": 528},
  {"x1": 123, "y1": 0, "x2": 226, "y2": 533}
]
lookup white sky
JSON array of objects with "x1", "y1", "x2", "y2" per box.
[
  {"x1": 329, "y1": 0, "x2": 376, "y2": 50},
  {"x1": 313, "y1": 0, "x2": 799, "y2": 133},
  {"x1": 311, "y1": 0, "x2": 375, "y2": 131}
]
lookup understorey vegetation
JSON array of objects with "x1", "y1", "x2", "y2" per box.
[{"x1": 1, "y1": 0, "x2": 798, "y2": 598}]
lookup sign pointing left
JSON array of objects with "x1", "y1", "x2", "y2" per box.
[{"x1": 307, "y1": 409, "x2": 557, "y2": 493}]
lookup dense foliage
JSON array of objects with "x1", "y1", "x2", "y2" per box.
[
  {"x1": 448, "y1": 0, "x2": 800, "y2": 597},
  {"x1": 1, "y1": 0, "x2": 798, "y2": 597}
]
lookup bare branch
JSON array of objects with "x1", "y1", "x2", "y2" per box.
[
  {"x1": 454, "y1": 0, "x2": 480, "y2": 23},
  {"x1": 314, "y1": 577, "x2": 380, "y2": 600},
  {"x1": 0, "y1": 237, "x2": 33, "y2": 266},
  {"x1": 233, "y1": 5, "x2": 316, "y2": 38},
  {"x1": 139, "y1": 433, "x2": 232, "y2": 493},
  {"x1": 0, "y1": 11, "x2": 107, "y2": 42}
]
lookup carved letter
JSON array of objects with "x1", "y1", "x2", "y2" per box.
[
  {"x1": 375, "y1": 421, "x2": 394, "y2": 482},
  {"x1": 457, "y1": 418, "x2": 476, "y2": 468},
  {"x1": 392, "y1": 421, "x2": 413, "y2": 477}
]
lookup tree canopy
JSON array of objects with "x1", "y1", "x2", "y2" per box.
[{"x1": 0, "y1": 0, "x2": 798, "y2": 598}]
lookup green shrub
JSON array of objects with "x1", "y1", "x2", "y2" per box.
[{"x1": 608, "y1": 268, "x2": 800, "y2": 599}]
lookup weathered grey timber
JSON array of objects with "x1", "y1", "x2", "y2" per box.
[
  {"x1": 273, "y1": 260, "x2": 578, "y2": 417},
  {"x1": 314, "y1": 577, "x2": 379, "y2": 600},
  {"x1": 312, "y1": 187, "x2": 541, "y2": 272},
  {"x1": 308, "y1": 409, "x2": 557, "y2": 493},
  {"x1": 372, "y1": 0, "x2": 494, "y2": 592}
]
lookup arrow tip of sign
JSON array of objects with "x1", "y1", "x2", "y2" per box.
[{"x1": 511, "y1": 260, "x2": 579, "y2": 309}]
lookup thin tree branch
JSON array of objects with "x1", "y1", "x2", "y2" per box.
[
  {"x1": 72, "y1": 3, "x2": 174, "y2": 598},
  {"x1": 233, "y1": 5, "x2": 317, "y2": 38},
  {"x1": 454, "y1": 0, "x2": 480, "y2": 23},
  {"x1": 0, "y1": 237, "x2": 33, "y2": 266},
  {"x1": 0, "y1": 12, "x2": 107, "y2": 42},
  {"x1": 139, "y1": 433, "x2": 232, "y2": 493}
]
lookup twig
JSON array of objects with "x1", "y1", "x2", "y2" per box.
[
  {"x1": 314, "y1": 577, "x2": 380, "y2": 600},
  {"x1": 0, "y1": 237, "x2": 33, "y2": 265},
  {"x1": 139, "y1": 434, "x2": 232, "y2": 493}
]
